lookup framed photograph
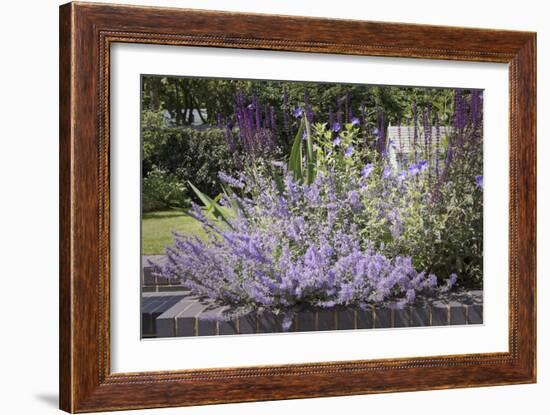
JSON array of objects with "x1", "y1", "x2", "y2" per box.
[{"x1": 59, "y1": 2, "x2": 536, "y2": 412}]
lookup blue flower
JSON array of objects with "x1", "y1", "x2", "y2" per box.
[
  {"x1": 408, "y1": 163, "x2": 420, "y2": 176},
  {"x1": 417, "y1": 160, "x2": 428, "y2": 171},
  {"x1": 350, "y1": 117, "x2": 360, "y2": 127},
  {"x1": 475, "y1": 175, "x2": 483, "y2": 189},
  {"x1": 293, "y1": 106, "x2": 303, "y2": 118},
  {"x1": 397, "y1": 171, "x2": 407, "y2": 183},
  {"x1": 344, "y1": 145, "x2": 354, "y2": 157},
  {"x1": 361, "y1": 163, "x2": 374, "y2": 178},
  {"x1": 382, "y1": 166, "x2": 392, "y2": 179},
  {"x1": 372, "y1": 127, "x2": 379, "y2": 136},
  {"x1": 332, "y1": 136, "x2": 341, "y2": 146},
  {"x1": 332, "y1": 122, "x2": 341, "y2": 132}
]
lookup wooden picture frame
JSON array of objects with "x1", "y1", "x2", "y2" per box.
[{"x1": 59, "y1": 2, "x2": 536, "y2": 412}]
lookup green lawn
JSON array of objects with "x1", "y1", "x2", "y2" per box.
[{"x1": 141, "y1": 209, "x2": 210, "y2": 255}]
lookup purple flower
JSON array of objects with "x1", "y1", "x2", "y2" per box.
[
  {"x1": 361, "y1": 163, "x2": 374, "y2": 178},
  {"x1": 475, "y1": 175, "x2": 483, "y2": 189},
  {"x1": 426, "y1": 274, "x2": 438, "y2": 288},
  {"x1": 441, "y1": 273, "x2": 458, "y2": 293},
  {"x1": 397, "y1": 171, "x2": 407, "y2": 184},
  {"x1": 153, "y1": 167, "x2": 448, "y2": 331},
  {"x1": 348, "y1": 190, "x2": 362, "y2": 212},
  {"x1": 332, "y1": 122, "x2": 341, "y2": 132},
  {"x1": 417, "y1": 160, "x2": 428, "y2": 172},
  {"x1": 332, "y1": 136, "x2": 341, "y2": 146},
  {"x1": 344, "y1": 145, "x2": 354, "y2": 157},
  {"x1": 382, "y1": 166, "x2": 392, "y2": 179},
  {"x1": 408, "y1": 163, "x2": 420, "y2": 177},
  {"x1": 218, "y1": 171, "x2": 245, "y2": 189},
  {"x1": 293, "y1": 106, "x2": 303, "y2": 118},
  {"x1": 350, "y1": 117, "x2": 360, "y2": 127}
]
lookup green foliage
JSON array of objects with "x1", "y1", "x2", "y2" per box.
[
  {"x1": 141, "y1": 110, "x2": 168, "y2": 174},
  {"x1": 141, "y1": 113, "x2": 236, "y2": 201},
  {"x1": 288, "y1": 119, "x2": 305, "y2": 182},
  {"x1": 142, "y1": 167, "x2": 190, "y2": 212},
  {"x1": 141, "y1": 210, "x2": 210, "y2": 255},
  {"x1": 304, "y1": 119, "x2": 483, "y2": 288},
  {"x1": 141, "y1": 76, "x2": 456, "y2": 136},
  {"x1": 187, "y1": 181, "x2": 236, "y2": 227},
  {"x1": 141, "y1": 78, "x2": 482, "y2": 290}
]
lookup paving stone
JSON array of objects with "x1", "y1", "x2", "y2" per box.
[
  {"x1": 176, "y1": 302, "x2": 210, "y2": 337},
  {"x1": 218, "y1": 320, "x2": 238, "y2": 335},
  {"x1": 431, "y1": 300, "x2": 449, "y2": 326},
  {"x1": 141, "y1": 297, "x2": 165, "y2": 336},
  {"x1": 257, "y1": 311, "x2": 280, "y2": 333},
  {"x1": 156, "y1": 275, "x2": 170, "y2": 285},
  {"x1": 238, "y1": 314, "x2": 257, "y2": 334},
  {"x1": 337, "y1": 308, "x2": 356, "y2": 330},
  {"x1": 143, "y1": 284, "x2": 483, "y2": 337},
  {"x1": 411, "y1": 306, "x2": 430, "y2": 327},
  {"x1": 374, "y1": 307, "x2": 392, "y2": 328},
  {"x1": 158, "y1": 285, "x2": 188, "y2": 292},
  {"x1": 393, "y1": 307, "x2": 411, "y2": 327},
  {"x1": 357, "y1": 307, "x2": 374, "y2": 329},
  {"x1": 142, "y1": 291, "x2": 189, "y2": 297},
  {"x1": 297, "y1": 310, "x2": 317, "y2": 332},
  {"x1": 142, "y1": 266, "x2": 156, "y2": 286},
  {"x1": 318, "y1": 309, "x2": 336, "y2": 331},
  {"x1": 284, "y1": 315, "x2": 298, "y2": 332},
  {"x1": 467, "y1": 304, "x2": 483, "y2": 324},
  {"x1": 450, "y1": 301, "x2": 467, "y2": 325},
  {"x1": 197, "y1": 306, "x2": 227, "y2": 336},
  {"x1": 155, "y1": 299, "x2": 194, "y2": 337}
]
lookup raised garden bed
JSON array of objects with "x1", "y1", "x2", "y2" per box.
[{"x1": 142, "y1": 289, "x2": 483, "y2": 338}]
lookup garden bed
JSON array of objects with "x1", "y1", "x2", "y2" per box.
[
  {"x1": 142, "y1": 256, "x2": 482, "y2": 338},
  {"x1": 142, "y1": 289, "x2": 482, "y2": 338}
]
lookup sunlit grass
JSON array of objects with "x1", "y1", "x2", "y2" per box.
[{"x1": 141, "y1": 209, "x2": 211, "y2": 255}]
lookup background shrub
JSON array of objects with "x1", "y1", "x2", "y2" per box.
[
  {"x1": 142, "y1": 110, "x2": 236, "y2": 203},
  {"x1": 142, "y1": 167, "x2": 190, "y2": 212}
]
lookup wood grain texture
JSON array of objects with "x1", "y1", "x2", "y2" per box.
[{"x1": 59, "y1": 2, "x2": 537, "y2": 412}]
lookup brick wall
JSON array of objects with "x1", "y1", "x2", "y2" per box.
[
  {"x1": 142, "y1": 290, "x2": 483, "y2": 338},
  {"x1": 142, "y1": 257, "x2": 483, "y2": 338}
]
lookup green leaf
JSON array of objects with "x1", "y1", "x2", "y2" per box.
[
  {"x1": 187, "y1": 181, "x2": 234, "y2": 228},
  {"x1": 220, "y1": 184, "x2": 245, "y2": 218},
  {"x1": 288, "y1": 119, "x2": 304, "y2": 182},
  {"x1": 206, "y1": 193, "x2": 223, "y2": 215},
  {"x1": 304, "y1": 116, "x2": 316, "y2": 184}
]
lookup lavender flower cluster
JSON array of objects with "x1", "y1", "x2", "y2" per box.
[
  {"x1": 153, "y1": 169, "x2": 456, "y2": 330},
  {"x1": 151, "y1": 87, "x2": 482, "y2": 327}
]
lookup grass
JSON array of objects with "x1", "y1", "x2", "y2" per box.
[{"x1": 141, "y1": 209, "x2": 210, "y2": 255}]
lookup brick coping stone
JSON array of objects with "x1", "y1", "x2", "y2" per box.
[{"x1": 142, "y1": 289, "x2": 483, "y2": 338}]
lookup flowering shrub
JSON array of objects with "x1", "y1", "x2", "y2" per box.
[
  {"x1": 153, "y1": 168, "x2": 458, "y2": 329},
  {"x1": 303, "y1": 90, "x2": 483, "y2": 287},
  {"x1": 142, "y1": 166, "x2": 190, "y2": 212},
  {"x1": 152, "y1": 87, "x2": 482, "y2": 327}
]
